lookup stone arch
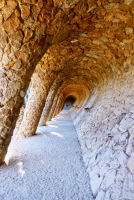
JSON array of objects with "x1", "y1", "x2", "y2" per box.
[{"x1": 62, "y1": 95, "x2": 76, "y2": 110}]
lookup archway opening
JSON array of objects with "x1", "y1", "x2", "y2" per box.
[{"x1": 62, "y1": 96, "x2": 76, "y2": 110}]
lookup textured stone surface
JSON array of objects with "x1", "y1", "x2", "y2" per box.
[
  {"x1": 0, "y1": 3, "x2": 134, "y2": 200},
  {"x1": 72, "y1": 67, "x2": 134, "y2": 200},
  {"x1": 127, "y1": 152, "x2": 134, "y2": 173},
  {"x1": 17, "y1": 60, "x2": 56, "y2": 138}
]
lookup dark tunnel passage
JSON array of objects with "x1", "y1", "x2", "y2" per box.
[{"x1": 62, "y1": 96, "x2": 76, "y2": 110}]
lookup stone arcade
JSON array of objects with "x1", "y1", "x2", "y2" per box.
[{"x1": 0, "y1": 0, "x2": 134, "y2": 199}]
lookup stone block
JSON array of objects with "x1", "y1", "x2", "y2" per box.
[
  {"x1": 122, "y1": 174, "x2": 134, "y2": 199},
  {"x1": 20, "y1": 5, "x2": 30, "y2": 19},
  {"x1": 111, "y1": 186, "x2": 122, "y2": 200},
  {"x1": 95, "y1": 190, "x2": 105, "y2": 200},
  {"x1": 128, "y1": 125, "x2": 134, "y2": 136},
  {"x1": 119, "y1": 118, "x2": 134, "y2": 132},
  {"x1": 105, "y1": 169, "x2": 116, "y2": 189},
  {"x1": 90, "y1": 175, "x2": 103, "y2": 196},
  {"x1": 127, "y1": 151, "x2": 134, "y2": 173},
  {"x1": 105, "y1": 190, "x2": 111, "y2": 200},
  {"x1": 118, "y1": 151, "x2": 128, "y2": 166},
  {"x1": 124, "y1": 0, "x2": 133, "y2": 5}
]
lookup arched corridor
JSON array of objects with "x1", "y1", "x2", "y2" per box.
[{"x1": 0, "y1": 0, "x2": 134, "y2": 199}]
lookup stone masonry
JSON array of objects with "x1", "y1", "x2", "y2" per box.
[
  {"x1": 0, "y1": 1, "x2": 134, "y2": 199},
  {"x1": 72, "y1": 66, "x2": 134, "y2": 200}
]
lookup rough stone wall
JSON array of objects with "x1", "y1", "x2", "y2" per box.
[{"x1": 72, "y1": 67, "x2": 134, "y2": 200}]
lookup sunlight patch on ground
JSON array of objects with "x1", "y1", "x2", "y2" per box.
[
  {"x1": 1, "y1": 111, "x2": 93, "y2": 200},
  {"x1": 17, "y1": 162, "x2": 25, "y2": 178},
  {"x1": 48, "y1": 125, "x2": 58, "y2": 128},
  {"x1": 50, "y1": 131, "x2": 64, "y2": 138}
]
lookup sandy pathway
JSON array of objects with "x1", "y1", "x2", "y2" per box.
[{"x1": 0, "y1": 111, "x2": 93, "y2": 200}]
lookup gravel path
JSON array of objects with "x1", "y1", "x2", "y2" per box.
[{"x1": 0, "y1": 111, "x2": 93, "y2": 200}]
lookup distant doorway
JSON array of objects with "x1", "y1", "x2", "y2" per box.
[{"x1": 62, "y1": 96, "x2": 76, "y2": 110}]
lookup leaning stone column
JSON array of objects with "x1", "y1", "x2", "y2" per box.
[
  {"x1": 0, "y1": 27, "x2": 51, "y2": 164},
  {"x1": 39, "y1": 91, "x2": 57, "y2": 126},
  {"x1": 47, "y1": 92, "x2": 61, "y2": 121},
  {"x1": 56, "y1": 97, "x2": 64, "y2": 115},
  {"x1": 52, "y1": 94, "x2": 63, "y2": 117},
  {"x1": 45, "y1": 78, "x2": 67, "y2": 122},
  {"x1": 39, "y1": 82, "x2": 59, "y2": 125},
  {"x1": 47, "y1": 97, "x2": 58, "y2": 121},
  {"x1": 47, "y1": 82, "x2": 66, "y2": 121},
  {"x1": 17, "y1": 68, "x2": 55, "y2": 138}
]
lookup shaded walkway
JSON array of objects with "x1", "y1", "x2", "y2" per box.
[{"x1": 0, "y1": 111, "x2": 93, "y2": 200}]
